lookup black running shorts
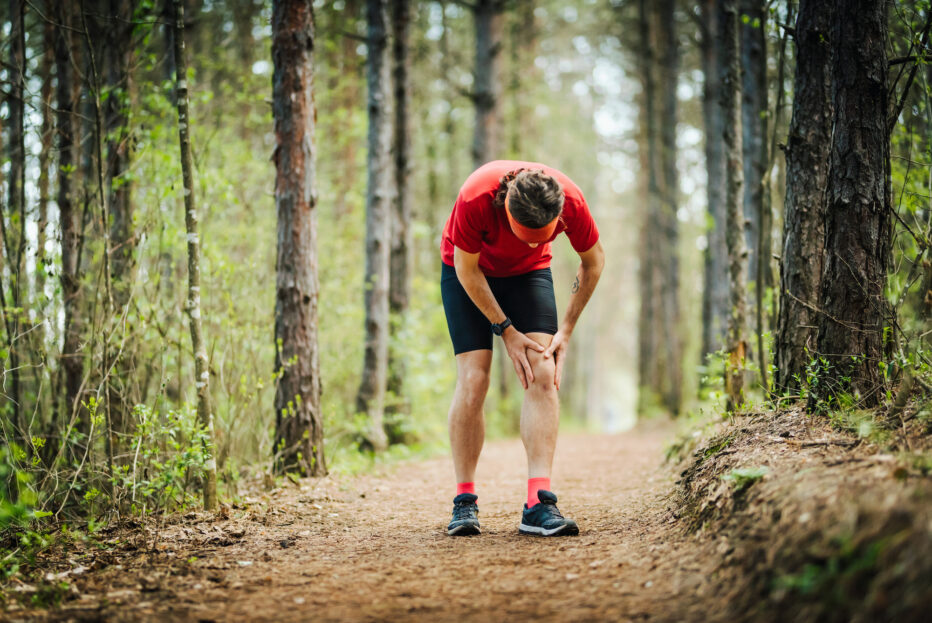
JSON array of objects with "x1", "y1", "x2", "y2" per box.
[{"x1": 440, "y1": 262, "x2": 558, "y2": 355}]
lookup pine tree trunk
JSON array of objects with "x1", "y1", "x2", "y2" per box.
[
  {"x1": 813, "y1": 0, "x2": 890, "y2": 408},
  {"x1": 386, "y1": 0, "x2": 413, "y2": 443},
  {"x1": 472, "y1": 0, "x2": 504, "y2": 167},
  {"x1": 637, "y1": 0, "x2": 681, "y2": 415},
  {"x1": 271, "y1": 0, "x2": 327, "y2": 476},
  {"x1": 721, "y1": 0, "x2": 747, "y2": 412},
  {"x1": 775, "y1": 0, "x2": 834, "y2": 392},
  {"x1": 740, "y1": 0, "x2": 769, "y2": 387},
  {"x1": 356, "y1": 0, "x2": 391, "y2": 451},
  {"x1": 470, "y1": 0, "x2": 508, "y2": 402},
  {"x1": 172, "y1": 0, "x2": 219, "y2": 509},
  {"x1": 54, "y1": 3, "x2": 86, "y2": 430},
  {"x1": 99, "y1": 0, "x2": 137, "y2": 446},
  {"x1": 656, "y1": 0, "x2": 681, "y2": 415},
  {"x1": 700, "y1": 0, "x2": 729, "y2": 368}
]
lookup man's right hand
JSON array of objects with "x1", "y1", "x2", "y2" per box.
[{"x1": 502, "y1": 327, "x2": 545, "y2": 390}]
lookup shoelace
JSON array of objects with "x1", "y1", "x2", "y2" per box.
[
  {"x1": 453, "y1": 503, "x2": 476, "y2": 520},
  {"x1": 540, "y1": 502, "x2": 563, "y2": 519}
]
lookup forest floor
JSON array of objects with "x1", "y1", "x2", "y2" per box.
[{"x1": 4, "y1": 410, "x2": 931, "y2": 622}]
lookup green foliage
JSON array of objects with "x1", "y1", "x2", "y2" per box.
[
  {"x1": 721, "y1": 466, "x2": 768, "y2": 492},
  {"x1": 772, "y1": 535, "x2": 889, "y2": 605}
]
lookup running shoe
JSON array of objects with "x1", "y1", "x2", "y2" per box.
[
  {"x1": 519, "y1": 490, "x2": 579, "y2": 536},
  {"x1": 447, "y1": 493, "x2": 480, "y2": 536}
]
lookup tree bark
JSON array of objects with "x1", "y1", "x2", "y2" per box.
[
  {"x1": 721, "y1": 0, "x2": 747, "y2": 411},
  {"x1": 54, "y1": 2, "x2": 86, "y2": 430},
  {"x1": 36, "y1": 19, "x2": 54, "y2": 339},
  {"x1": 271, "y1": 0, "x2": 327, "y2": 476},
  {"x1": 4, "y1": 0, "x2": 26, "y2": 432},
  {"x1": 740, "y1": 0, "x2": 770, "y2": 388},
  {"x1": 656, "y1": 0, "x2": 682, "y2": 415},
  {"x1": 471, "y1": 0, "x2": 508, "y2": 402},
  {"x1": 355, "y1": 0, "x2": 391, "y2": 451},
  {"x1": 813, "y1": 0, "x2": 890, "y2": 408},
  {"x1": 386, "y1": 0, "x2": 413, "y2": 443},
  {"x1": 700, "y1": 0, "x2": 729, "y2": 365},
  {"x1": 637, "y1": 0, "x2": 681, "y2": 415},
  {"x1": 172, "y1": 0, "x2": 219, "y2": 509},
  {"x1": 775, "y1": 0, "x2": 834, "y2": 392},
  {"x1": 472, "y1": 0, "x2": 504, "y2": 167}
]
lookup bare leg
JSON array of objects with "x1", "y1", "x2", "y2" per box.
[
  {"x1": 520, "y1": 333, "x2": 559, "y2": 479},
  {"x1": 449, "y1": 349, "x2": 492, "y2": 483}
]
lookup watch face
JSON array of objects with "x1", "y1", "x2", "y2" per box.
[{"x1": 492, "y1": 324, "x2": 502, "y2": 336}]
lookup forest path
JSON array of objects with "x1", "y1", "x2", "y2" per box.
[{"x1": 39, "y1": 421, "x2": 720, "y2": 622}]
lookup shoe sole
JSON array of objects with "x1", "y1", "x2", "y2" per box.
[
  {"x1": 518, "y1": 522, "x2": 579, "y2": 537},
  {"x1": 447, "y1": 524, "x2": 481, "y2": 536}
]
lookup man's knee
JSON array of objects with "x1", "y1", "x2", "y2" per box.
[{"x1": 526, "y1": 349, "x2": 556, "y2": 392}]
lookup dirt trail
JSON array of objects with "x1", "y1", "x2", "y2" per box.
[{"x1": 25, "y1": 421, "x2": 722, "y2": 622}]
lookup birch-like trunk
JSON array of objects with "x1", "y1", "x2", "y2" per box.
[
  {"x1": 172, "y1": 0, "x2": 219, "y2": 510},
  {"x1": 721, "y1": 0, "x2": 747, "y2": 412},
  {"x1": 272, "y1": 0, "x2": 327, "y2": 476},
  {"x1": 4, "y1": 0, "x2": 26, "y2": 433},
  {"x1": 355, "y1": 0, "x2": 392, "y2": 451}
]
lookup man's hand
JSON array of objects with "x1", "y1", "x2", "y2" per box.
[
  {"x1": 503, "y1": 327, "x2": 545, "y2": 390},
  {"x1": 543, "y1": 330, "x2": 570, "y2": 391}
]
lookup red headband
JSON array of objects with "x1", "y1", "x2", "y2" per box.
[{"x1": 505, "y1": 199, "x2": 559, "y2": 243}]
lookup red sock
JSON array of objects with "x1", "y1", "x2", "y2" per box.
[
  {"x1": 456, "y1": 482, "x2": 476, "y2": 500},
  {"x1": 527, "y1": 477, "x2": 550, "y2": 508}
]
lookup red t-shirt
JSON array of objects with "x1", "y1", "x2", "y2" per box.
[{"x1": 440, "y1": 160, "x2": 599, "y2": 277}]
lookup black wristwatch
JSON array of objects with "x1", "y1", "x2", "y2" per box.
[{"x1": 491, "y1": 317, "x2": 513, "y2": 336}]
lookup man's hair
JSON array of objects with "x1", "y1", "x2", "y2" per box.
[{"x1": 494, "y1": 169, "x2": 565, "y2": 228}]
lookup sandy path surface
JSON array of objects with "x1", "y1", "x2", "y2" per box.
[{"x1": 27, "y1": 421, "x2": 719, "y2": 622}]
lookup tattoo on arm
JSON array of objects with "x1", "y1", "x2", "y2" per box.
[{"x1": 572, "y1": 276, "x2": 580, "y2": 294}]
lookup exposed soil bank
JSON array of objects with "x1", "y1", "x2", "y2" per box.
[{"x1": 674, "y1": 408, "x2": 932, "y2": 623}]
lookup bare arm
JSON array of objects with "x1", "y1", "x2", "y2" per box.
[
  {"x1": 453, "y1": 246, "x2": 545, "y2": 389},
  {"x1": 544, "y1": 240, "x2": 605, "y2": 389}
]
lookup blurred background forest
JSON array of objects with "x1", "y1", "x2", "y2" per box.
[{"x1": 2, "y1": 0, "x2": 932, "y2": 528}]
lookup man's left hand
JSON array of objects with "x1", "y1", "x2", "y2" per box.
[{"x1": 543, "y1": 330, "x2": 570, "y2": 390}]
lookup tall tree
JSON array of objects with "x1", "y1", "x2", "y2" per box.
[
  {"x1": 471, "y1": 0, "x2": 504, "y2": 166},
  {"x1": 813, "y1": 0, "x2": 890, "y2": 408},
  {"x1": 172, "y1": 0, "x2": 219, "y2": 509},
  {"x1": 637, "y1": 0, "x2": 681, "y2": 415},
  {"x1": 4, "y1": 0, "x2": 27, "y2": 433},
  {"x1": 271, "y1": 0, "x2": 327, "y2": 476},
  {"x1": 739, "y1": 0, "x2": 770, "y2": 387},
  {"x1": 54, "y1": 2, "x2": 86, "y2": 429},
  {"x1": 775, "y1": 0, "x2": 834, "y2": 392},
  {"x1": 470, "y1": 0, "x2": 508, "y2": 400},
  {"x1": 386, "y1": 0, "x2": 413, "y2": 442},
  {"x1": 721, "y1": 0, "x2": 747, "y2": 411},
  {"x1": 700, "y1": 0, "x2": 729, "y2": 365},
  {"x1": 35, "y1": 19, "x2": 55, "y2": 340},
  {"x1": 356, "y1": 0, "x2": 392, "y2": 451}
]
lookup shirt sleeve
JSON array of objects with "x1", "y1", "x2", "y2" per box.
[
  {"x1": 564, "y1": 196, "x2": 600, "y2": 253},
  {"x1": 449, "y1": 194, "x2": 486, "y2": 254}
]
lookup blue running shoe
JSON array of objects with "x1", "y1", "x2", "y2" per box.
[
  {"x1": 447, "y1": 493, "x2": 480, "y2": 536},
  {"x1": 519, "y1": 490, "x2": 579, "y2": 536}
]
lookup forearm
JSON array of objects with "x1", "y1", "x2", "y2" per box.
[
  {"x1": 560, "y1": 261, "x2": 603, "y2": 333},
  {"x1": 455, "y1": 264, "x2": 507, "y2": 324}
]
